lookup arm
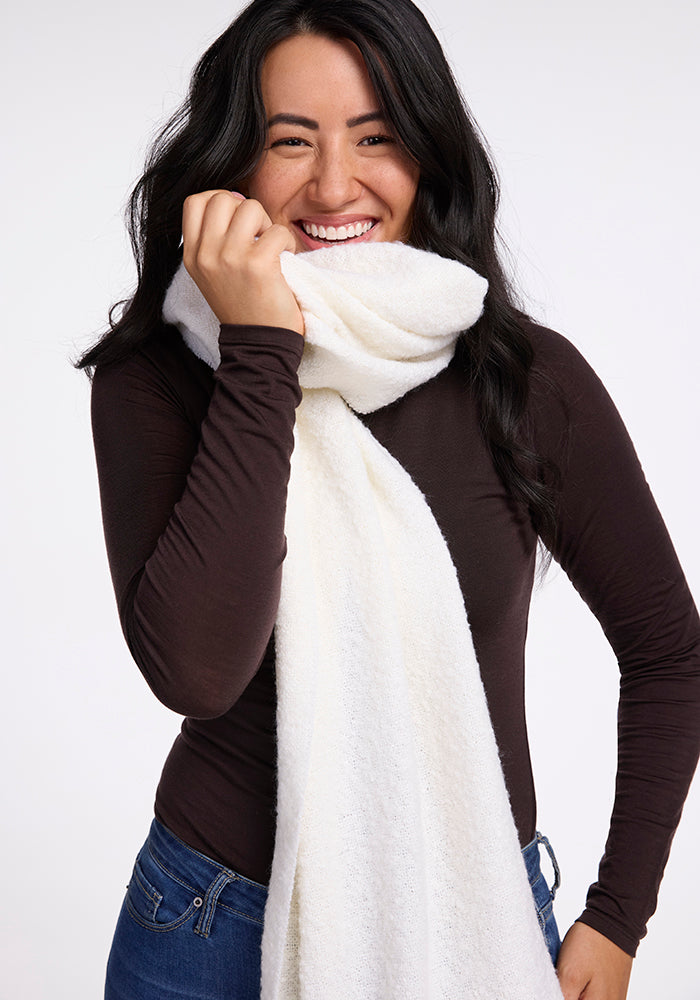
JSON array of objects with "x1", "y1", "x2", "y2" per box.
[
  {"x1": 91, "y1": 323, "x2": 303, "y2": 718},
  {"x1": 527, "y1": 327, "x2": 700, "y2": 993},
  {"x1": 92, "y1": 191, "x2": 305, "y2": 718}
]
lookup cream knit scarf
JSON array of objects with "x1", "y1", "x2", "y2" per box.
[{"x1": 164, "y1": 242, "x2": 563, "y2": 1000}]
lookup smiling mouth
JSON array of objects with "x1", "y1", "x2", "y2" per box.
[{"x1": 298, "y1": 220, "x2": 377, "y2": 243}]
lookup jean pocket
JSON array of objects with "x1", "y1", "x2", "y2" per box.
[{"x1": 125, "y1": 848, "x2": 201, "y2": 932}]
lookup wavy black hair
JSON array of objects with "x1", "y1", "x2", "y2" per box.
[{"x1": 77, "y1": 0, "x2": 558, "y2": 545}]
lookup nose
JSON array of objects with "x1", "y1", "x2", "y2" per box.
[{"x1": 307, "y1": 145, "x2": 362, "y2": 208}]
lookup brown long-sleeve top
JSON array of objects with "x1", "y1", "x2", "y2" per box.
[{"x1": 91, "y1": 319, "x2": 700, "y2": 958}]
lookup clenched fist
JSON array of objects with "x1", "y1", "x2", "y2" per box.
[{"x1": 182, "y1": 190, "x2": 304, "y2": 336}]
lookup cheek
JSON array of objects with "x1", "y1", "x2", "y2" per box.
[
  {"x1": 385, "y1": 167, "x2": 420, "y2": 221},
  {"x1": 246, "y1": 161, "x2": 304, "y2": 219},
  {"x1": 372, "y1": 158, "x2": 419, "y2": 208}
]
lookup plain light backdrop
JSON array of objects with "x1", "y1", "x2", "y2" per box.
[{"x1": 2, "y1": 0, "x2": 698, "y2": 997}]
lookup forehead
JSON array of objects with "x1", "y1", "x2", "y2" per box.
[{"x1": 260, "y1": 34, "x2": 380, "y2": 118}]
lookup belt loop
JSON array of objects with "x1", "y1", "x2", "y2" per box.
[
  {"x1": 536, "y1": 831, "x2": 561, "y2": 898},
  {"x1": 194, "y1": 869, "x2": 235, "y2": 938}
]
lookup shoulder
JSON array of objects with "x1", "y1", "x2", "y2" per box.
[
  {"x1": 520, "y1": 321, "x2": 639, "y2": 473},
  {"x1": 522, "y1": 320, "x2": 620, "y2": 415},
  {"x1": 524, "y1": 322, "x2": 601, "y2": 390},
  {"x1": 91, "y1": 324, "x2": 214, "y2": 423}
]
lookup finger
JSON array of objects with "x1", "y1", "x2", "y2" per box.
[
  {"x1": 224, "y1": 197, "x2": 276, "y2": 244},
  {"x1": 197, "y1": 190, "x2": 252, "y2": 249},
  {"x1": 559, "y1": 984, "x2": 584, "y2": 1000},
  {"x1": 184, "y1": 193, "x2": 251, "y2": 281},
  {"x1": 252, "y1": 222, "x2": 297, "y2": 257},
  {"x1": 557, "y1": 968, "x2": 588, "y2": 1000},
  {"x1": 182, "y1": 190, "x2": 228, "y2": 248}
]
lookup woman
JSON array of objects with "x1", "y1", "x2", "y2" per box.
[{"x1": 80, "y1": 1, "x2": 700, "y2": 998}]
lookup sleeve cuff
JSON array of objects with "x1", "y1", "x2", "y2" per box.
[
  {"x1": 576, "y1": 910, "x2": 641, "y2": 958},
  {"x1": 219, "y1": 323, "x2": 304, "y2": 363}
]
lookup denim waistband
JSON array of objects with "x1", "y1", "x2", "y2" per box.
[
  {"x1": 147, "y1": 819, "x2": 268, "y2": 925},
  {"x1": 148, "y1": 820, "x2": 558, "y2": 928}
]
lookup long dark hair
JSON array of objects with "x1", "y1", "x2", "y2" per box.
[{"x1": 77, "y1": 0, "x2": 557, "y2": 545}]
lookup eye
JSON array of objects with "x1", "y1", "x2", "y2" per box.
[
  {"x1": 269, "y1": 137, "x2": 309, "y2": 148},
  {"x1": 359, "y1": 134, "x2": 393, "y2": 147}
]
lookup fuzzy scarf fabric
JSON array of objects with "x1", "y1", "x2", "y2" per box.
[{"x1": 164, "y1": 242, "x2": 564, "y2": 1000}]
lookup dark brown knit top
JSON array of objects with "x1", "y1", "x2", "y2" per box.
[{"x1": 90, "y1": 319, "x2": 700, "y2": 957}]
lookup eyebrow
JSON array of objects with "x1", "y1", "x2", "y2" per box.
[{"x1": 267, "y1": 111, "x2": 386, "y2": 130}]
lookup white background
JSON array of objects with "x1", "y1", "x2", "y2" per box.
[{"x1": 2, "y1": 0, "x2": 698, "y2": 997}]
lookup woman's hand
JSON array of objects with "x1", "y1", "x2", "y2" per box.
[
  {"x1": 556, "y1": 922, "x2": 633, "y2": 1000},
  {"x1": 182, "y1": 190, "x2": 304, "y2": 335}
]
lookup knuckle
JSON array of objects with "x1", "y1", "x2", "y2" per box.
[{"x1": 204, "y1": 191, "x2": 229, "y2": 212}]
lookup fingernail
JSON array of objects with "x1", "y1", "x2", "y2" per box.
[{"x1": 231, "y1": 191, "x2": 246, "y2": 200}]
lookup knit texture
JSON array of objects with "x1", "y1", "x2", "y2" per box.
[{"x1": 164, "y1": 241, "x2": 564, "y2": 1000}]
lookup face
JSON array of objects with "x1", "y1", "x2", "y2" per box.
[{"x1": 245, "y1": 33, "x2": 420, "y2": 252}]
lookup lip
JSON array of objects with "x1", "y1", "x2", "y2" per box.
[{"x1": 293, "y1": 216, "x2": 379, "y2": 251}]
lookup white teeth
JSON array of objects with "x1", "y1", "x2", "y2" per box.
[{"x1": 301, "y1": 220, "x2": 375, "y2": 242}]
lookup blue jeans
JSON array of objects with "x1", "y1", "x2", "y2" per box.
[
  {"x1": 105, "y1": 820, "x2": 267, "y2": 1000},
  {"x1": 522, "y1": 831, "x2": 562, "y2": 964},
  {"x1": 105, "y1": 821, "x2": 561, "y2": 999}
]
